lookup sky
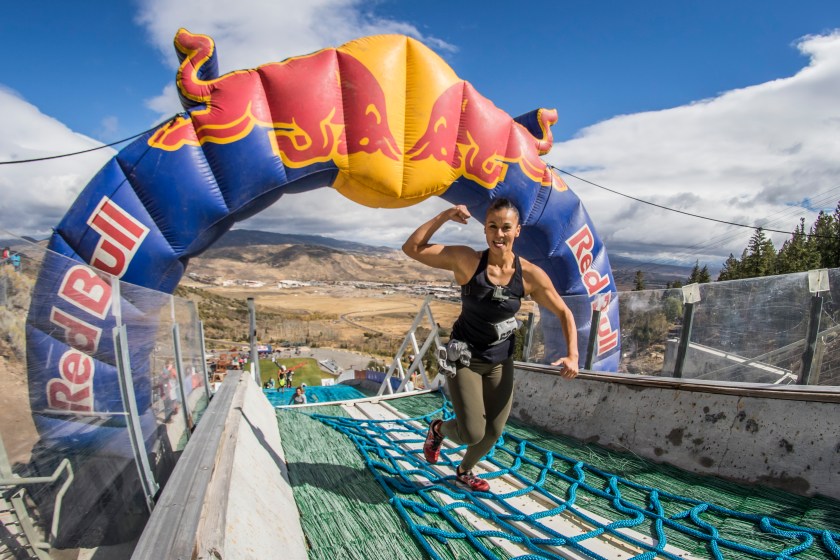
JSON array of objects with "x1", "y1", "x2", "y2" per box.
[{"x1": 1, "y1": 0, "x2": 839, "y2": 273}]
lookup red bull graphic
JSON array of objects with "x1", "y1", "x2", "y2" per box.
[
  {"x1": 149, "y1": 32, "x2": 401, "y2": 171},
  {"x1": 86, "y1": 197, "x2": 150, "y2": 277},
  {"x1": 26, "y1": 30, "x2": 618, "y2": 478},
  {"x1": 408, "y1": 83, "x2": 562, "y2": 190},
  {"x1": 567, "y1": 223, "x2": 611, "y2": 297}
]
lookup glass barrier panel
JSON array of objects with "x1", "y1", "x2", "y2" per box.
[
  {"x1": 144, "y1": 296, "x2": 191, "y2": 453},
  {"x1": 815, "y1": 268, "x2": 840, "y2": 385},
  {"x1": 523, "y1": 268, "x2": 839, "y2": 386},
  {"x1": 172, "y1": 298, "x2": 210, "y2": 425},
  {"x1": 682, "y1": 273, "x2": 810, "y2": 384},
  {"x1": 2, "y1": 230, "x2": 223, "y2": 558},
  {"x1": 3, "y1": 234, "x2": 153, "y2": 558}
]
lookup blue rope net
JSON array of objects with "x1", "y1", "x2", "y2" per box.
[{"x1": 312, "y1": 402, "x2": 840, "y2": 560}]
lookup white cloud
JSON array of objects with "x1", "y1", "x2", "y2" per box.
[
  {"x1": 551, "y1": 31, "x2": 840, "y2": 267},
  {"x1": 0, "y1": 89, "x2": 114, "y2": 237},
  {"x1": 136, "y1": 0, "x2": 454, "y2": 118}
]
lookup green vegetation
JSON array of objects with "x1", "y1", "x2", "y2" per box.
[
  {"x1": 258, "y1": 357, "x2": 332, "y2": 387},
  {"x1": 0, "y1": 267, "x2": 32, "y2": 359},
  {"x1": 719, "y1": 205, "x2": 840, "y2": 281}
]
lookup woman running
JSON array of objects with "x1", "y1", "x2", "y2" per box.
[{"x1": 402, "y1": 198, "x2": 579, "y2": 491}]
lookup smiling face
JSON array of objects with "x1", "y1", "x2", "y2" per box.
[{"x1": 484, "y1": 207, "x2": 521, "y2": 255}]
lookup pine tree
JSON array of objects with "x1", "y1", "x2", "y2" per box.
[
  {"x1": 633, "y1": 270, "x2": 645, "y2": 291},
  {"x1": 740, "y1": 228, "x2": 776, "y2": 278},
  {"x1": 717, "y1": 253, "x2": 741, "y2": 281},
  {"x1": 809, "y1": 206, "x2": 840, "y2": 269},
  {"x1": 686, "y1": 260, "x2": 712, "y2": 284},
  {"x1": 777, "y1": 218, "x2": 819, "y2": 274},
  {"x1": 687, "y1": 261, "x2": 701, "y2": 285}
]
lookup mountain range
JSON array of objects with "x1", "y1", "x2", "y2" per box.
[{"x1": 188, "y1": 228, "x2": 698, "y2": 289}]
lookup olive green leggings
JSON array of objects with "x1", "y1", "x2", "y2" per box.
[{"x1": 439, "y1": 357, "x2": 514, "y2": 472}]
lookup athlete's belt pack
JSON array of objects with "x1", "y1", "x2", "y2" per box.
[{"x1": 437, "y1": 339, "x2": 472, "y2": 377}]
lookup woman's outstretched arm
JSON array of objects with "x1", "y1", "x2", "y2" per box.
[{"x1": 402, "y1": 205, "x2": 478, "y2": 284}]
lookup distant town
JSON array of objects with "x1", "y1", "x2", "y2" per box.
[{"x1": 186, "y1": 273, "x2": 461, "y2": 301}]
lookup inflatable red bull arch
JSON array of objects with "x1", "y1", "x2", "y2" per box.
[{"x1": 27, "y1": 30, "x2": 618, "y2": 454}]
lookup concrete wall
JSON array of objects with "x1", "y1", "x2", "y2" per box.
[
  {"x1": 510, "y1": 365, "x2": 840, "y2": 500},
  {"x1": 135, "y1": 372, "x2": 308, "y2": 559},
  {"x1": 206, "y1": 377, "x2": 308, "y2": 559}
]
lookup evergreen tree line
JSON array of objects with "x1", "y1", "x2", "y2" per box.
[
  {"x1": 633, "y1": 203, "x2": 840, "y2": 289},
  {"x1": 718, "y1": 203, "x2": 840, "y2": 280}
]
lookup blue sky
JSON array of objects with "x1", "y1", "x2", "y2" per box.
[{"x1": 1, "y1": 0, "x2": 840, "y2": 269}]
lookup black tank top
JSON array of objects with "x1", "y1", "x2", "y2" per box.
[{"x1": 451, "y1": 250, "x2": 523, "y2": 362}]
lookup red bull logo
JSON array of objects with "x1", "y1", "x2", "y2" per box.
[
  {"x1": 566, "y1": 224, "x2": 611, "y2": 296},
  {"x1": 149, "y1": 31, "x2": 400, "y2": 169},
  {"x1": 48, "y1": 265, "x2": 114, "y2": 412},
  {"x1": 46, "y1": 196, "x2": 140, "y2": 413},
  {"x1": 148, "y1": 31, "x2": 565, "y2": 207},
  {"x1": 86, "y1": 197, "x2": 149, "y2": 277},
  {"x1": 408, "y1": 83, "x2": 564, "y2": 190}
]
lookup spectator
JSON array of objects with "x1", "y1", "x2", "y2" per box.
[
  {"x1": 301, "y1": 383, "x2": 317, "y2": 402},
  {"x1": 289, "y1": 386, "x2": 307, "y2": 405}
]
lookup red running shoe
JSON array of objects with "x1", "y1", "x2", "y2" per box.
[
  {"x1": 455, "y1": 468, "x2": 490, "y2": 492},
  {"x1": 423, "y1": 419, "x2": 444, "y2": 464}
]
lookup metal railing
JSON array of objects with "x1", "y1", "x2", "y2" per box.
[{"x1": 525, "y1": 267, "x2": 840, "y2": 386}]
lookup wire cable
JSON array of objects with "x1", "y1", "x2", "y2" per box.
[
  {"x1": 0, "y1": 115, "x2": 181, "y2": 165},
  {"x1": 552, "y1": 165, "x2": 838, "y2": 240}
]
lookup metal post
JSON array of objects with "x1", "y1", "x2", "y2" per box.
[
  {"x1": 798, "y1": 295, "x2": 823, "y2": 385},
  {"x1": 673, "y1": 304, "x2": 694, "y2": 378},
  {"x1": 585, "y1": 293, "x2": 612, "y2": 370},
  {"x1": 584, "y1": 308, "x2": 601, "y2": 370},
  {"x1": 247, "y1": 297, "x2": 260, "y2": 386},
  {"x1": 674, "y1": 283, "x2": 701, "y2": 378},
  {"x1": 113, "y1": 325, "x2": 159, "y2": 513},
  {"x1": 172, "y1": 324, "x2": 193, "y2": 432},
  {"x1": 110, "y1": 276, "x2": 122, "y2": 327},
  {"x1": 521, "y1": 311, "x2": 535, "y2": 362},
  {"x1": 799, "y1": 269, "x2": 830, "y2": 385},
  {"x1": 198, "y1": 320, "x2": 212, "y2": 403}
]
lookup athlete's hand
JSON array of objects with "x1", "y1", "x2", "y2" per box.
[
  {"x1": 551, "y1": 356, "x2": 579, "y2": 379},
  {"x1": 446, "y1": 205, "x2": 471, "y2": 224}
]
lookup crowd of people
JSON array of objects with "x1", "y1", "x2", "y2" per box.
[{"x1": 262, "y1": 364, "x2": 295, "y2": 389}]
